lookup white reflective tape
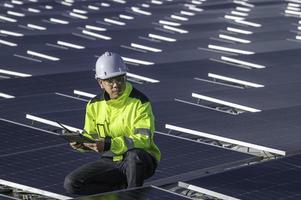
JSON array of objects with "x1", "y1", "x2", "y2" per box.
[
  {"x1": 170, "y1": 15, "x2": 188, "y2": 21},
  {"x1": 163, "y1": 25, "x2": 188, "y2": 33},
  {"x1": 27, "y1": 24, "x2": 47, "y2": 30},
  {"x1": 101, "y1": 2, "x2": 110, "y2": 7},
  {"x1": 61, "y1": 1, "x2": 72, "y2": 6},
  {"x1": 73, "y1": 90, "x2": 96, "y2": 98},
  {"x1": 0, "y1": 39, "x2": 17, "y2": 46},
  {"x1": 113, "y1": 0, "x2": 126, "y2": 3},
  {"x1": 180, "y1": 10, "x2": 195, "y2": 16},
  {"x1": 148, "y1": 33, "x2": 176, "y2": 42},
  {"x1": 104, "y1": 18, "x2": 126, "y2": 25},
  {"x1": 0, "y1": 93, "x2": 15, "y2": 98},
  {"x1": 50, "y1": 18, "x2": 69, "y2": 24},
  {"x1": 208, "y1": 45, "x2": 254, "y2": 55},
  {"x1": 286, "y1": 0, "x2": 301, "y2": 3},
  {"x1": 57, "y1": 41, "x2": 85, "y2": 49},
  {"x1": 224, "y1": 15, "x2": 245, "y2": 20},
  {"x1": 82, "y1": 30, "x2": 112, "y2": 40},
  {"x1": 85, "y1": 25, "x2": 106, "y2": 31},
  {"x1": 27, "y1": 50, "x2": 60, "y2": 61},
  {"x1": 131, "y1": 43, "x2": 162, "y2": 52},
  {"x1": 186, "y1": 6, "x2": 203, "y2": 12},
  {"x1": 7, "y1": 11, "x2": 25, "y2": 17},
  {"x1": 230, "y1": 10, "x2": 249, "y2": 16},
  {"x1": 0, "y1": 69, "x2": 31, "y2": 77},
  {"x1": 131, "y1": 7, "x2": 152, "y2": 15},
  {"x1": 0, "y1": 15, "x2": 17, "y2": 22},
  {"x1": 219, "y1": 34, "x2": 251, "y2": 43},
  {"x1": 288, "y1": 3, "x2": 301, "y2": 7},
  {"x1": 159, "y1": 20, "x2": 181, "y2": 26},
  {"x1": 72, "y1": 9, "x2": 87, "y2": 14},
  {"x1": 4, "y1": 3, "x2": 14, "y2": 8},
  {"x1": 26, "y1": 114, "x2": 82, "y2": 133},
  {"x1": 221, "y1": 56, "x2": 265, "y2": 69},
  {"x1": 234, "y1": 20, "x2": 262, "y2": 27},
  {"x1": 208, "y1": 73, "x2": 264, "y2": 88},
  {"x1": 11, "y1": 0, "x2": 23, "y2": 5},
  {"x1": 233, "y1": 0, "x2": 254, "y2": 7},
  {"x1": 151, "y1": 0, "x2": 163, "y2": 5},
  {"x1": 122, "y1": 57, "x2": 154, "y2": 65},
  {"x1": 119, "y1": 14, "x2": 134, "y2": 20},
  {"x1": 127, "y1": 72, "x2": 160, "y2": 83},
  {"x1": 296, "y1": 35, "x2": 301, "y2": 40},
  {"x1": 287, "y1": 6, "x2": 301, "y2": 11},
  {"x1": 235, "y1": 6, "x2": 251, "y2": 12},
  {"x1": 88, "y1": 5, "x2": 99, "y2": 10},
  {"x1": 45, "y1": 5, "x2": 53, "y2": 9},
  {"x1": 28, "y1": 8, "x2": 41, "y2": 13},
  {"x1": 69, "y1": 12, "x2": 88, "y2": 19},
  {"x1": 0, "y1": 30, "x2": 23, "y2": 36},
  {"x1": 285, "y1": 9, "x2": 301, "y2": 16},
  {"x1": 192, "y1": 93, "x2": 261, "y2": 112},
  {"x1": 142, "y1": 3, "x2": 150, "y2": 8},
  {"x1": 191, "y1": 0, "x2": 202, "y2": 5},
  {"x1": 227, "y1": 27, "x2": 253, "y2": 34}
]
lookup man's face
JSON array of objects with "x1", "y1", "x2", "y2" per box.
[{"x1": 98, "y1": 75, "x2": 126, "y2": 99}]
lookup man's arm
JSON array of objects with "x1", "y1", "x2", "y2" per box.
[{"x1": 109, "y1": 102, "x2": 154, "y2": 155}]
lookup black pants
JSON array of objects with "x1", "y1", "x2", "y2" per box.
[{"x1": 64, "y1": 149, "x2": 157, "y2": 195}]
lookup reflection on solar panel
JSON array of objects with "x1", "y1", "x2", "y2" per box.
[{"x1": 185, "y1": 154, "x2": 301, "y2": 200}]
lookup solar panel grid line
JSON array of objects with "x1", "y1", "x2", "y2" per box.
[{"x1": 0, "y1": 118, "x2": 60, "y2": 137}]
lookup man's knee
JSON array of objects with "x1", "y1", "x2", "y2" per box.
[
  {"x1": 64, "y1": 174, "x2": 82, "y2": 194},
  {"x1": 125, "y1": 149, "x2": 145, "y2": 162}
]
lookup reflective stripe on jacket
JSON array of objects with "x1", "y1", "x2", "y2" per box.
[{"x1": 83, "y1": 82, "x2": 161, "y2": 162}]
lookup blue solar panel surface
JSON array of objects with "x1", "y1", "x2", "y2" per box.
[
  {"x1": 186, "y1": 153, "x2": 301, "y2": 200},
  {"x1": 0, "y1": 119, "x2": 254, "y2": 196},
  {"x1": 1, "y1": 0, "x2": 301, "y2": 199}
]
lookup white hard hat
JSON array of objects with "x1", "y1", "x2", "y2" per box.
[{"x1": 95, "y1": 51, "x2": 127, "y2": 79}]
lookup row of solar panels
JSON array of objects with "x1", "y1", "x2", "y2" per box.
[{"x1": 1, "y1": 0, "x2": 301, "y2": 199}]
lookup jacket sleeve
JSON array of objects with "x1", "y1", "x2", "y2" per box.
[
  {"x1": 110, "y1": 102, "x2": 154, "y2": 155},
  {"x1": 82, "y1": 102, "x2": 97, "y2": 140}
]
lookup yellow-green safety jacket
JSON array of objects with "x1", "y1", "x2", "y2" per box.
[{"x1": 82, "y1": 82, "x2": 161, "y2": 162}]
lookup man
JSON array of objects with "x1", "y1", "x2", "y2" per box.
[{"x1": 64, "y1": 52, "x2": 161, "y2": 195}]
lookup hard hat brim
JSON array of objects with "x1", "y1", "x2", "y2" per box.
[{"x1": 95, "y1": 71, "x2": 126, "y2": 80}]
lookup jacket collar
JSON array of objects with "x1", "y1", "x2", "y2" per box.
[{"x1": 104, "y1": 82, "x2": 132, "y2": 107}]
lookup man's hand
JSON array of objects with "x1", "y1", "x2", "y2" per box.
[
  {"x1": 70, "y1": 142, "x2": 84, "y2": 150},
  {"x1": 83, "y1": 139, "x2": 105, "y2": 153}
]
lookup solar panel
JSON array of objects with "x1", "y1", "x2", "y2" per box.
[
  {"x1": 0, "y1": 120, "x2": 254, "y2": 196},
  {"x1": 185, "y1": 153, "x2": 301, "y2": 200}
]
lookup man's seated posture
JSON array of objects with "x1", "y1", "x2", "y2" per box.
[{"x1": 64, "y1": 52, "x2": 161, "y2": 195}]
